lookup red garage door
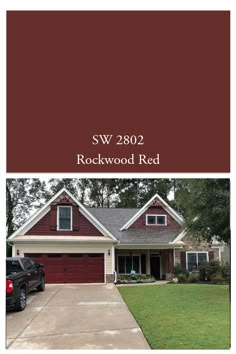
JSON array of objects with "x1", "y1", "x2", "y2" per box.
[{"x1": 24, "y1": 253, "x2": 104, "y2": 284}]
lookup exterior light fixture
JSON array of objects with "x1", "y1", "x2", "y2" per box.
[{"x1": 108, "y1": 249, "x2": 111, "y2": 256}]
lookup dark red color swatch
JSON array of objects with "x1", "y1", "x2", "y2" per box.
[{"x1": 7, "y1": 11, "x2": 230, "y2": 172}]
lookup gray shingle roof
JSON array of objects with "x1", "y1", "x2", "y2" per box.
[{"x1": 88, "y1": 208, "x2": 181, "y2": 244}]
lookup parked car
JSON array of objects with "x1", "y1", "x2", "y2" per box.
[{"x1": 6, "y1": 257, "x2": 45, "y2": 311}]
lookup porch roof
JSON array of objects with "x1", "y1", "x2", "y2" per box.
[{"x1": 88, "y1": 208, "x2": 181, "y2": 244}]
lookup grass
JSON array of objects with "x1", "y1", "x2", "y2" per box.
[{"x1": 118, "y1": 284, "x2": 230, "y2": 349}]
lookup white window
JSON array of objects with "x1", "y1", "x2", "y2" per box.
[
  {"x1": 186, "y1": 252, "x2": 208, "y2": 272},
  {"x1": 57, "y1": 206, "x2": 72, "y2": 231},
  {"x1": 146, "y1": 214, "x2": 167, "y2": 226},
  {"x1": 118, "y1": 255, "x2": 141, "y2": 274}
]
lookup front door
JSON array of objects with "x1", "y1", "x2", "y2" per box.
[{"x1": 150, "y1": 255, "x2": 161, "y2": 280}]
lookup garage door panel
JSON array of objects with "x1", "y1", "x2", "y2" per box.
[{"x1": 24, "y1": 253, "x2": 104, "y2": 284}]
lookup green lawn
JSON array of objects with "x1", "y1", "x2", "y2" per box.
[{"x1": 118, "y1": 284, "x2": 230, "y2": 349}]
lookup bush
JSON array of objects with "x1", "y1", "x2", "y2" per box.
[
  {"x1": 177, "y1": 273, "x2": 188, "y2": 283},
  {"x1": 174, "y1": 264, "x2": 188, "y2": 277},
  {"x1": 221, "y1": 264, "x2": 230, "y2": 283},
  {"x1": 211, "y1": 272, "x2": 226, "y2": 284},
  {"x1": 199, "y1": 261, "x2": 230, "y2": 283},
  {"x1": 188, "y1": 273, "x2": 199, "y2": 283},
  {"x1": 116, "y1": 274, "x2": 155, "y2": 284},
  {"x1": 199, "y1": 263, "x2": 210, "y2": 281},
  {"x1": 209, "y1": 261, "x2": 221, "y2": 277},
  {"x1": 173, "y1": 264, "x2": 183, "y2": 276}
]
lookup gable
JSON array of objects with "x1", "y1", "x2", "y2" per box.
[
  {"x1": 120, "y1": 193, "x2": 184, "y2": 230},
  {"x1": 130, "y1": 206, "x2": 181, "y2": 230},
  {"x1": 26, "y1": 209, "x2": 103, "y2": 236},
  {"x1": 8, "y1": 188, "x2": 116, "y2": 241}
]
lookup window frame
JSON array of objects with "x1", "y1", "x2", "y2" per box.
[
  {"x1": 57, "y1": 206, "x2": 73, "y2": 231},
  {"x1": 146, "y1": 214, "x2": 167, "y2": 226},
  {"x1": 186, "y1": 251, "x2": 209, "y2": 272},
  {"x1": 117, "y1": 254, "x2": 141, "y2": 274}
]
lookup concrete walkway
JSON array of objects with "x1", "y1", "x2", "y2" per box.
[{"x1": 6, "y1": 284, "x2": 150, "y2": 350}]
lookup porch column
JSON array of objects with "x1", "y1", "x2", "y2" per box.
[
  {"x1": 168, "y1": 249, "x2": 174, "y2": 273},
  {"x1": 147, "y1": 249, "x2": 151, "y2": 274}
]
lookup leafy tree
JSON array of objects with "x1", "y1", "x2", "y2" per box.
[
  {"x1": 47, "y1": 179, "x2": 79, "y2": 199},
  {"x1": 6, "y1": 179, "x2": 47, "y2": 255},
  {"x1": 117, "y1": 179, "x2": 173, "y2": 208},
  {"x1": 6, "y1": 179, "x2": 47, "y2": 237},
  {"x1": 87, "y1": 179, "x2": 120, "y2": 207},
  {"x1": 175, "y1": 179, "x2": 230, "y2": 243}
]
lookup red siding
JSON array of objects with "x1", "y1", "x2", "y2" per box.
[
  {"x1": 130, "y1": 206, "x2": 180, "y2": 230},
  {"x1": 26, "y1": 210, "x2": 103, "y2": 236}
]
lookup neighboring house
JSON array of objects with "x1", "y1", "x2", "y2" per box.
[{"x1": 7, "y1": 188, "x2": 221, "y2": 284}]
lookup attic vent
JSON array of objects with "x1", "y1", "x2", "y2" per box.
[{"x1": 58, "y1": 196, "x2": 72, "y2": 204}]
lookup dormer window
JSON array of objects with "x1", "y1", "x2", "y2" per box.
[
  {"x1": 57, "y1": 206, "x2": 72, "y2": 231},
  {"x1": 146, "y1": 214, "x2": 167, "y2": 226}
]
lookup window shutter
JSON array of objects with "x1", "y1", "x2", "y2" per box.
[
  {"x1": 180, "y1": 251, "x2": 186, "y2": 270},
  {"x1": 73, "y1": 206, "x2": 79, "y2": 231},
  {"x1": 50, "y1": 205, "x2": 57, "y2": 231},
  {"x1": 209, "y1": 250, "x2": 214, "y2": 263}
]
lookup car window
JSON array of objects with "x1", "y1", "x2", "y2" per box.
[
  {"x1": 29, "y1": 259, "x2": 37, "y2": 270},
  {"x1": 21, "y1": 258, "x2": 33, "y2": 270},
  {"x1": 6, "y1": 260, "x2": 22, "y2": 275}
]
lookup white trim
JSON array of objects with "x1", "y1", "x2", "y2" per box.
[
  {"x1": 112, "y1": 245, "x2": 115, "y2": 273},
  {"x1": 8, "y1": 187, "x2": 117, "y2": 241},
  {"x1": 120, "y1": 193, "x2": 184, "y2": 230},
  {"x1": 117, "y1": 254, "x2": 141, "y2": 275},
  {"x1": 169, "y1": 229, "x2": 187, "y2": 244},
  {"x1": 147, "y1": 249, "x2": 150, "y2": 274},
  {"x1": 104, "y1": 251, "x2": 106, "y2": 283},
  {"x1": 11, "y1": 240, "x2": 114, "y2": 245},
  {"x1": 116, "y1": 244, "x2": 184, "y2": 249},
  {"x1": 218, "y1": 247, "x2": 222, "y2": 263},
  {"x1": 57, "y1": 206, "x2": 73, "y2": 231},
  {"x1": 186, "y1": 251, "x2": 209, "y2": 271},
  {"x1": 12, "y1": 244, "x2": 15, "y2": 257},
  {"x1": 173, "y1": 249, "x2": 175, "y2": 267},
  {"x1": 146, "y1": 214, "x2": 167, "y2": 226}
]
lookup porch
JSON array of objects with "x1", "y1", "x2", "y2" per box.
[{"x1": 115, "y1": 248, "x2": 175, "y2": 280}]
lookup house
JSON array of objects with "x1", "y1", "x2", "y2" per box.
[{"x1": 7, "y1": 188, "x2": 221, "y2": 283}]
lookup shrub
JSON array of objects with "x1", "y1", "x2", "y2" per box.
[
  {"x1": 116, "y1": 274, "x2": 156, "y2": 284},
  {"x1": 177, "y1": 273, "x2": 188, "y2": 283},
  {"x1": 211, "y1": 272, "x2": 226, "y2": 284},
  {"x1": 199, "y1": 261, "x2": 230, "y2": 283},
  {"x1": 174, "y1": 264, "x2": 188, "y2": 276},
  {"x1": 221, "y1": 263, "x2": 230, "y2": 283},
  {"x1": 188, "y1": 273, "x2": 199, "y2": 283},
  {"x1": 173, "y1": 264, "x2": 183, "y2": 276},
  {"x1": 199, "y1": 263, "x2": 210, "y2": 281},
  {"x1": 209, "y1": 261, "x2": 221, "y2": 277}
]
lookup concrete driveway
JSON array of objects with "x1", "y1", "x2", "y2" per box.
[{"x1": 6, "y1": 284, "x2": 150, "y2": 349}]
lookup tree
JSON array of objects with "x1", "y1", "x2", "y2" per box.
[
  {"x1": 6, "y1": 179, "x2": 47, "y2": 237},
  {"x1": 117, "y1": 179, "x2": 173, "y2": 208},
  {"x1": 6, "y1": 179, "x2": 47, "y2": 256},
  {"x1": 175, "y1": 179, "x2": 230, "y2": 243},
  {"x1": 87, "y1": 179, "x2": 120, "y2": 207},
  {"x1": 47, "y1": 179, "x2": 79, "y2": 199}
]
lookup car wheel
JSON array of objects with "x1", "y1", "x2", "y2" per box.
[
  {"x1": 15, "y1": 288, "x2": 26, "y2": 311},
  {"x1": 37, "y1": 277, "x2": 45, "y2": 292}
]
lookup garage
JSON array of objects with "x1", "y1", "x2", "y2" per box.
[{"x1": 24, "y1": 253, "x2": 105, "y2": 284}]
